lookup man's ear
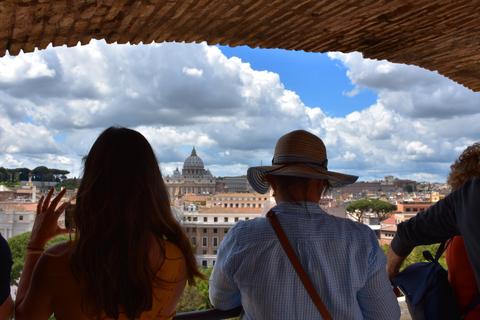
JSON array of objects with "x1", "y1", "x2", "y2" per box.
[
  {"x1": 312, "y1": 179, "x2": 324, "y2": 196},
  {"x1": 267, "y1": 175, "x2": 277, "y2": 192}
]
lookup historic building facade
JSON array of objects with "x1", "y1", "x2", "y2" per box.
[{"x1": 164, "y1": 148, "x2": 225, "y2": 196}]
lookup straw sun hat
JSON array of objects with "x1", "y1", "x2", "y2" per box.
[{"x1": 247, "y1": 130, "x2": 358, "y2": 194}]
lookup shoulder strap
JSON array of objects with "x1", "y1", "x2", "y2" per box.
[
  {"x1": 433, "y1": 238, "x2": 480, "y2": 318},
  {"x1": 266, "y1": 210, "x2": 333, "y2": 320}
]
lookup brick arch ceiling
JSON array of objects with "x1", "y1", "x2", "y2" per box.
[{"x1": 1, "y1": 0, "x2": 479, "y2": 91}]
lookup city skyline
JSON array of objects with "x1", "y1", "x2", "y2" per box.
[{"x1": 0, "y1": 40, "x2": 479, "y2": 183}]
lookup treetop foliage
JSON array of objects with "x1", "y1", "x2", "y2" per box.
[
  {"x1": 346, "y1": 199, "x2": 397, "y2": 221},
  {"x1": 0, "y1": 166, "x2": 70, "y2": 183}
]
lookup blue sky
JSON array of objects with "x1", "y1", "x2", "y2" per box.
[
  {"x1": 218, "y1": 45, "x2": 378, "y2": 117},
  {"x1": 0, "y1": 40, "x2": 479, "y2": 183}
]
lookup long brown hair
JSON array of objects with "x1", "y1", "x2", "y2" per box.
[{"x1": 70, "y1": 126, "x2": 203, "y2": 319}]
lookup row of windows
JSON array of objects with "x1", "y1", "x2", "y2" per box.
[
  {"x1": 201, "y1": 260, "x2": 214, "y2": 267},
  {"x1": 190, "y1": 236, "x2": 219, "y2": 247},
  {"x1": 213, "y1": 197, "x2": 268, "y2": 201},
  {"x1": 404, "y1": 208, "x2": 427, "y2": 212},
  {"x1": 215, "y1": 203, "x2": 262, "y2": 208},
  {"x1": 383, "y1": 232, "x2": 395, "y2": 238},
  {"x1": 186, "y1": 228, "x2": 230, "y2": 234},
  {"x1": 185, "y1": 217, "x2": 249, "y2": 222}
]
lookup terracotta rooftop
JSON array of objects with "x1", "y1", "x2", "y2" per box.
[
  {"x1": 1, "y1": 0, "x2": 479, "y2": 91},
  {"x1": 0, "y1": 203, "x2": 37, "y2": 212},
  {"x1": 380, "y1": 215, "x2": 396, "y2": 225}
]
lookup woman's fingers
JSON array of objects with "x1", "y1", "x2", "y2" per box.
[
  {"x1": 42, "y1": 188, "x2": 55, "y2": 212},
  {"x1": 37, "y1": 196, "x2": 45, "y2": 214},
  {"x1": 49, "y1": 189, "x2": 67, "y2": 213}
]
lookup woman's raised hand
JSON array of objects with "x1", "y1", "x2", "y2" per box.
[{"x1": 28, "y1": 188, "x2": 70, "y2": 249}]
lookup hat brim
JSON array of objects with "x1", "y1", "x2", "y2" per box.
[{"x1": 247, "y1": 164, "x2": 358, "y2": 194}]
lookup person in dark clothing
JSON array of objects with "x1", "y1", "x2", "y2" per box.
[
  {"x1": 0, "y1": 235, "x2": 13, "y2": 320},
  {"x1": 387, "y1": 142, "x2": 480, "y2": 319}
]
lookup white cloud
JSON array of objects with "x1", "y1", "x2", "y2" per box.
[
  {"x1": 182, "y1": 67, "x2": 203, "y2": 77},
  {"x1": 0, "y1": 42, "x2": 479, "y2": 182}
]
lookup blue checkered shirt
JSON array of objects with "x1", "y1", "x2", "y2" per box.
[{"x1": 209, "y1": 201, "x2": 400, "y2": 319}]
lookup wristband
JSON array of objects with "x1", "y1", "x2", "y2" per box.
[{"x1": 26, "y1": 246, "x2": 45, "y2": 251}]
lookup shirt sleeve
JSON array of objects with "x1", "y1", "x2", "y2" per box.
[
  {"x1": 357, "y1": 231, "x2": 401, "y2": 320},
  {"x1": 209, "y1": 223, "x2": 243, "y2": 310},
  {"x1": 0, "y1": 235, "x2": 12, "y2": 305}
]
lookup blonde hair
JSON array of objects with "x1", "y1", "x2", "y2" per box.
[{"x1": 447, "y1": 142, "x2": 480, "y2": 190}]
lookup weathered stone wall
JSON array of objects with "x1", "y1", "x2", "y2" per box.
[{"x1": 1, "y1": 0, "x2": 479, "y2": 91}]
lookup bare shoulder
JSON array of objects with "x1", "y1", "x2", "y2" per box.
[
  {"x1": 39, "y1": 241, "x2": 72, "y2": 271},
  {"x1": 45, "y1": 241, "x2": 71, "y2": 254}
]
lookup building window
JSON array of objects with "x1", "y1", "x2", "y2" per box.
[
  {"x1": 230, "y1": 204, "x2": 233, "y2": 208},
  {"x1": 203, "y1": 250, "x2": 207, "y2": 254},
  {"x1": 202, "y1": 237, "x2": 207, "y2": 247},
  {"x1": 235, "y1": 217, "x2": 239, "y2": 222},
  {"x1": 213, "y1": 228, "x2": 218, "y2": 234},
  {"x1": 241, "y1": 204, "x2": 244, "y2": 208},
  {"x1": 214, "y1": 217, "x2": 218, "y2": 222},
  {"x1": 192, "y1": 228, "x2": 196, "y2": 233},
  {"x1": 213, "y1": 237, "x2": 218, "y2": 247},
  {"x1": 202, "y1": 260, "x2": 207, "y2": 267},
  {"x1": 224, "y1": 217, "x2": 228, "y2": 222},
  {"x1": 187, "y1": 217, "x2": 192, "y2": 221},
  {"x1": 203, "y1": 228, "x2": 207, "y2": 233},
  {"x1": 204, "y1": 217, "x2": 207, "y2": 222},
  {"x1": 245, "y1": 217, "x2": 249, "y2": 220},
  {"x1": 224, "y1": 228, "x2": 228, "y2": 233},
  {"x1": 193, "y1": 217, "x2": 198, "y2": 221},
  {"x1": 191, "y1": 237, "x2": 196, "y2": 245},
  {"x1": 187, "y1": 228, "x2": 190, "y2": 233},
  {"x1": 213, "y1": 250, "x2": 217, "y2": 255},
  {"x1": 213, "y1": 260, "x2": 215, "y2": 266},
  {"x1": 253, "y1": 204, "x2": 256, "y2": 208},
  {"x1": 224, "y1": 203, "x2": 227, "y2": 208},
  {"x1": 19, "y1": 215, "x2": 24, "y2": 221},
  {"x1": 259, "y1": 204, "x2": 262, "y2": 208},
  {"x1": 236, "y1": 204, "x2": 239, "y2": 208}
]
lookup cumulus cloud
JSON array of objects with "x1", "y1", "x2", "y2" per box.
[
  {"x1": 328, "y1": 52, "x2": 480, "y2": 119},
  {"x1": 0, "y1": 42, "x2": 479, "y2": 182}
]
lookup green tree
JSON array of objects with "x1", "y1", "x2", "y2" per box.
[
  {"x1": 346, "y1": 199, "x2": 372, "y2": 222},
  {"x1": 14, "y1": 168, "x2": 31, "y2": 181},
  {"x1": 7, "y1": 232, "x2": 72, "y2": 285},
  {"x1": 381, "y1": 243, "x2": 447, "y2": 271},
  {"x1": 346, "y1": 199, "x2": 397, "y2": 222},
  {"x1": 176, "y1": 267, "x2": 214, "y2": 313},
  {"x1": 370, "y1": 200, "x2": 397, "y2": 221},
  {"x1": 32, "y1": 166, "x2": 49, "y2": 183},
  {"x1": 406, "y1": 185, "x2": 414, "y2": 193}
]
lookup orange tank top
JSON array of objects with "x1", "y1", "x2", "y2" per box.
[
  {"x1": 113, "y1": 240, "x2": 186, "y2": 320},
  {"x1": 445, "y1": 236, "x2": 480, "y2": 320}
]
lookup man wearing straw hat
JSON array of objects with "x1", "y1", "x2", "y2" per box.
[{"x1": 209, "y1": 130, "x2": 400, "y2": 319}]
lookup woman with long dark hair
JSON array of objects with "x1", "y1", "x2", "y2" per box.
[{"x1": 15, "y1": 126, "x2": 202, "y2": 320}]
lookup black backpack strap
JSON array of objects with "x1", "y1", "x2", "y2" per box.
[{"x1": 435, "y1": 238, "x2": 453, "y2": 262}]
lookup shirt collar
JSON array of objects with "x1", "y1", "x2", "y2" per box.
[{"x1": 273, "y1": 201, "x2": 327, "y2": 215}]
